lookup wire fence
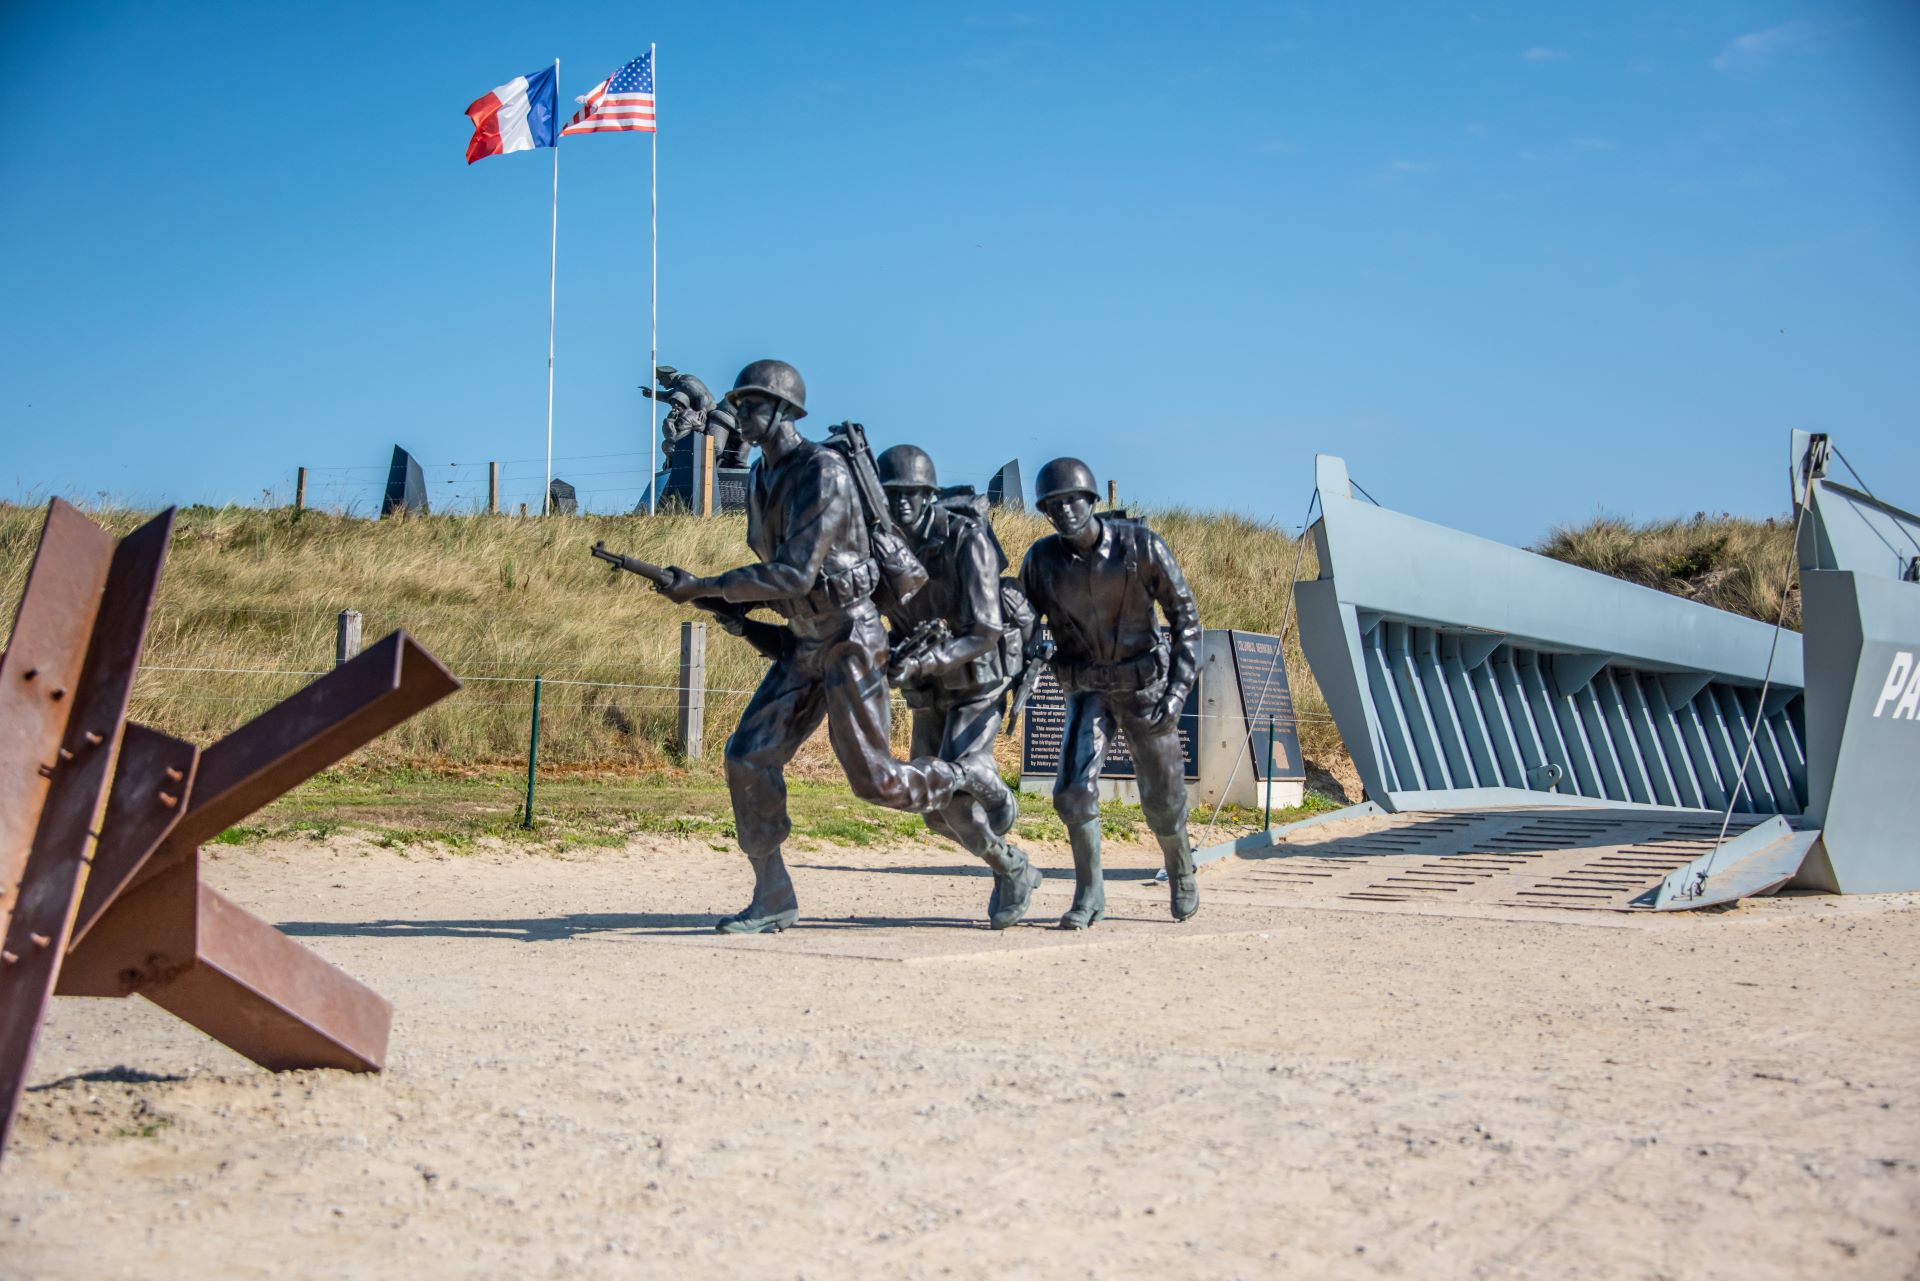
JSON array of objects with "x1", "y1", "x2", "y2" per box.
[
  {"x1": 3, "y1": 493, "x2": 1339, "y2": 809},
  {"x1": 124, "y1": 646, "x2": 1340, "y2": 805},
  {"x1": 130, "y1": 661, "x2": 1339, "y2": 724}
]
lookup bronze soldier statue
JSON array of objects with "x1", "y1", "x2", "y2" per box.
[
  {"x1": 1019, "y1": 458, "x2": 1202, "y2": 928},
  {"x1": 656, "y1": 360, "x2": 996, "y2": 933},
  {"x1": 875, "y1": 444, "x2": 1043, "y2": 929}
]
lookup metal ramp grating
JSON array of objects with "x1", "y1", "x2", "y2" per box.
[
  {"x1": 1208, "y1": 808, "x2": 1782, "y2": 913},
  {"x1": 1355, "y1": 624, "x2": 1809, "y2": 815}
]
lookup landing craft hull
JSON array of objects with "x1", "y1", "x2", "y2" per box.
[
  {"x1": 1787, "y1": 429, "x2": 1920, "y2": 893},
  {"x1": 1231, "y1": 436, "x2": 1917, "y2": 910},
  {"x1": 1795, "y1": 570, "x2": 1920, "y2": 891},
  {"x1": 1293, "y1": 454, "x2": 1807, "y2": 819}
]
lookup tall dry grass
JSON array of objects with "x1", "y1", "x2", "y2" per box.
[
  {"x1": 0, "y1": 501, "x2": 1336, "y2": 773},
  {"x1": 1535, "y1": 513, "x2": 1800, "y2": 627},
  {"x1": 2, "y1": 498, "x2": 1797, "y2": 784}
]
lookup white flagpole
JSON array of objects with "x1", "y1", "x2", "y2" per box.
[
  {"x1": 544, "y1": 57, "x2": 560, "y2": 516},
  {"x1": 648, "y1": 41, "x2": 659, "y2": 516}
]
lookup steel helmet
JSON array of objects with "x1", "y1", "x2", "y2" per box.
[
  {"x1": 876, "y1": 444, "x2": 938, "y2": 491},
  {"x1": 724, "y1": 359, "x2": 808, "y2": 419},
  {"x1": 1034, "y1": 457, "x2": 1097, "y2": 505}
]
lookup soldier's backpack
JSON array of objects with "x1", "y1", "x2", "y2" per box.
[
  {"x1": 823, "y1": 421, "x2": 929, "y2": 603},
  {"x1": 937, "y1": 485, "x2": 1035, "y2": 687}
]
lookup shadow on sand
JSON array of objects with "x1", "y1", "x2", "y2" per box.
[
  {"x1": 28, "y1": 1066, "x2": 190, "y2": 1092},
  {"x1": 793, "y1": 863, "x2": 1159, "y2": 882},
  {"x1": 275, "y1": 910, "x2": 998, "y2": 943}
]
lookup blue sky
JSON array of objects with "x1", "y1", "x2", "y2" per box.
[{"x1": 1, "y1": 1, "x2": 1915, "y2": 543}]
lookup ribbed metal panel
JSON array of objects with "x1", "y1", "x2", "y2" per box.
[
  {"x1": 1295, "y1": 455, "x2": 1811, "y2": 818},
  {"x1": 1354, "y1": 620, "x2": 1806, "y2": 814}
]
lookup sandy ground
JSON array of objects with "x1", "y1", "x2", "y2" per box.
[{"x1": 3, "y1": 831, "x2": 1917, "y2": 1281}]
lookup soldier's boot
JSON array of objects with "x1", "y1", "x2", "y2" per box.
[
  {"x1": 984, "y1": 788, "x2": 1019, "y2": 839},
  {"x1": 985, "y1": 845, "x2": 1043, "y2": 931},
  {"x1": 958, "y1": 756, "x2": 1019, "y2": 838},
  {"x1": 715, "y1": 850, "x2": 800, "y2": 934},
  {"x1": 1160, "y1": 829, "x2": 1199, "y2": 923},
  {"x1": 1058, "y1": 819, "x2": 1107, "y2": 930}
]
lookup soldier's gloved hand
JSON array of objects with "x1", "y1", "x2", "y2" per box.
[
  {"x1": 657, "y1": 567, "x2": 712, "y2": 604},
  {"x1": 1147, "y1": 688, "x2": 1187, "y2": 730},
  {"x1": 891, "y1": 652, "x2": 930, "y2": 685}
]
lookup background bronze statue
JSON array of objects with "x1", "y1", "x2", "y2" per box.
[
  {"x1": 875, "y1": 444, "x2": 1042, "y2": 928},
  {"x1": 1019, "y1": 457, "x2": 1202, "y2": 928},
  {"x1": 653, "y1": 360, "x2": 996, "y2": 934},
  {"x1": 644, "y1": 366, "x2": 750, "y2": 470}
]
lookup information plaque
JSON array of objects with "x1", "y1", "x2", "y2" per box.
[
  {"x1": 1228, "y1": 629, "x2": 1305, "y2": 780},
  {"x1": 1020, "y1": 647, "x2": 1200, "y2": 780}
]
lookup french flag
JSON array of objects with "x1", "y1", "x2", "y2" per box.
[{"x1": 464, "y1": 66, "x2": 558, "y2": 164}]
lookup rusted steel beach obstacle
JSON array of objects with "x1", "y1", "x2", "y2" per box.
[{"x1": 0, "y1": 499, "x2": 459, "y2": 1162}]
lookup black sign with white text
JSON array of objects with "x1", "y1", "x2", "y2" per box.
[{"x1": 1229, "y1": 629, "x2": 1305, "y2": 780}]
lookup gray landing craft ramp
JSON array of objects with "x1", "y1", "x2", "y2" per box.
[
  {"x1": 1201, "y1": 804, "x2": 1816, "y2": 919},
  {"x1": 1223, "y1": 433, "x2": 1916, "y2": 910}
]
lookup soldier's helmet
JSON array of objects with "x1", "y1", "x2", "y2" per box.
[
  {"x1": 724, "y1": 359, "x2": 808, "y2": 419},
  {"x1": 1034, "y1": 457, "x2": 1098, "y2": 506},
  {"x1": 876, "y1": 444, "x2": 938, "y2": 491}
]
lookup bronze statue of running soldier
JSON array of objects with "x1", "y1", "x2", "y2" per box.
[
  {"x1": 874, "y1": 444, "x2": 1043, "y2": 928},
  {"x1": 639, "y1": 360, "x2": 1003, "y2": 933}
]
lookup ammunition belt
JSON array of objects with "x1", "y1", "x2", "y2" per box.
[
  {"x1": 1056, "y1": 649, "x2": 1164, "y2": 695},
  {"x1": 814, "y1": 558, "x2": 879, "y2": 609}
]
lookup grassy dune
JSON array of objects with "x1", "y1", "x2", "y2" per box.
[
  {"x1": 0, "y1": 501, "x2": 1340, "y2": 778},
  {"x1": 0, "y1": 496, "x2": 1800, "y2": 796},
  {"x1": 1537, "y1": 512, "x2": 1799, "y2": 628}
]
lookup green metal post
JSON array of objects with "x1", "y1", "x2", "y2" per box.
[
  {"x1": 1263, "y1": 714, "x2": 1275, "y2": 829},
  {"x1": 521, "y1": 674, "x2": 543, "y2": 828}
]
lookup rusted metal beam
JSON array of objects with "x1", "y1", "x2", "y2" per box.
[
  {"x1": 148, "y1": 883, "x2": 392, "y2": 1071},
  {"x1": 0, "y1": 500, "x2": 113, "y2": 929},
  {"x1": 2, "y1": 502, "x2": 459, "y2": 1167},
  {"x1": 1, "y1": 510, "x2": 173, "y2": 1148},
  {"x1": 61, "y1": 854, "x2": 391, "y2": 1070},
  {"x1": 55, "y1": 852, "x2": 198, "y2": 999},
  {"x1": 62, "y1": 635, "x2": 453, "y2": 1069},
  {"x1": 62, "y1": 632, "x2": 453, "y2": 1073},
  {"x1": 68, "y1": 723, "x2": 198, "y2": 949},
  {"x1": 133, "y1": 631, "x2": 458, "y2": 884}
]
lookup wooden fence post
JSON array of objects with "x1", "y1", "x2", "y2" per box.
[
  {"x1": 335, "y1": 610, "x2": 362, "y2": 667},
  {"x1": 488, "y1": 462, "x2": 500, "y2": 515},
  {"x1": 678, "y1": 621, "x2": 707, "y2": 759},
  {"x1": 694, "y1": 434, "x2": 715, "y2": 517},
  {"x1": 295, "y1": 466, "x2": 307, "y2": 513},
  {"x1": 1107, "y1": 479, "x2": 1118, "y2": 508}
]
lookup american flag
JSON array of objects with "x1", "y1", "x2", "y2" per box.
[{"x1": 561, "y1": 51, "x2": 656, "y2": 136}]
